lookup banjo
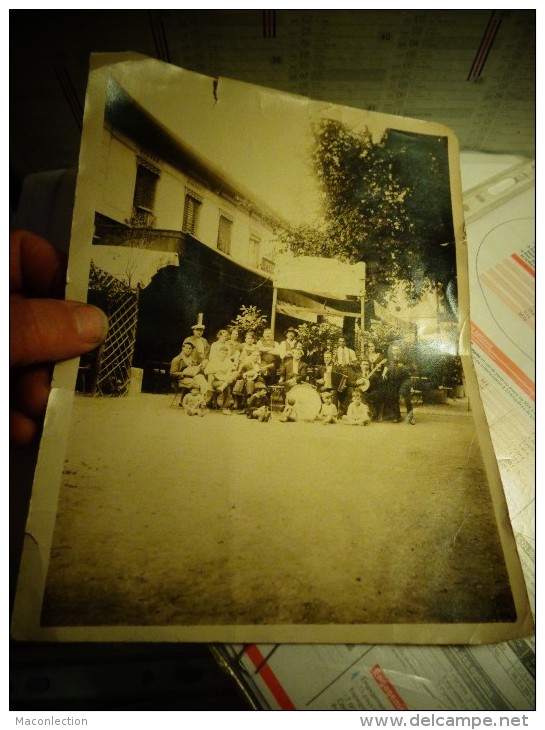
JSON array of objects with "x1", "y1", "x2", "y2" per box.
[
  {"x1": 242, "y1": 362, "x2": 275, "y2": 381},
  {"x1": 355, "y1": 358, "x2": 387, "y2": 393}
]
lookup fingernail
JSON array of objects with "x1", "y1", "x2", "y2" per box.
[{"x1": 72, "y1": 304, "x2": 109, "y2": 344}]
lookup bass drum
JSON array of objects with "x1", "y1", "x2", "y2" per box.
[{"x1": 287, "y1": 383, "x2": 322, "y2": 422}]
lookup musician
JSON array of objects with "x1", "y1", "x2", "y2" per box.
[
  {"x1": 315, "y1": 350, "x2": 335, "y2": 391},
  {"x1": 278, "y1": 345, "x2": 307, "y2": 389},
  {"x1": 232, "y1": 349, "x2": 270, "y2": 402},
  {"x1": 315, "y1": 350, "x2": 346, "y2": 408},
  {"x1": 382, "y1": 343, "x2": 416, "y2": 424},
  {"x1": 204, "y1": 345, "x2": 237, "y2": 412},
  {"x1": 360, "y1": 342, "x2": 388, "y2": 421},
  {"x1": 170, "y1": 340, "x2": 210, "y2": 398},
  {"x1": 332, "y1": 337, "x2": 358, "y2": 415}
]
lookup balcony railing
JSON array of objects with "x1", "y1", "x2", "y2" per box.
[
  {"x1": 260, "y1": 257, "x2": 275, "y2": 274},
  {"x1": 93, "y1": 224, "x2": 184, "y2": 253}
]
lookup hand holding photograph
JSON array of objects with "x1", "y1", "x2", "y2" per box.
[{"x1": 11, "y1": 54, "x2": 533, "y2": 644}]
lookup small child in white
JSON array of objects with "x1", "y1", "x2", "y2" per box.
[
  {"x1": 182, "y1": 384, "x2": 206, "y2": 416},
  {"x1": 342, "y1": 390, "x2": 370, "y2": 426},
  {"x1": 279, "y1": 395, "x2": 298, "y2": 422},
  {"x1": 317, "y1": 391, "x2": 338, "y2": 424}
]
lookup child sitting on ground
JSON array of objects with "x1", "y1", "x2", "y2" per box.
[
  {"x1": 182, "y1": 383, "x2": 206, "y2": 416},
  {"x1": 245, "y1": 385, "x2": 271, "y2": 421},
  {"x1": 279, "y1": 395, "x2": 298, "y2": 422},
  {"x1": 316, "y1": 391, "x2": 338, "y2": 424},
  {"x1": 342, "y1": 389, "x2": 370, "y2": 426}
]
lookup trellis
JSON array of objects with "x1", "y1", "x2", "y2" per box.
[{"x1": 89, "y1": 262, "x2": 139, "y2": 397}]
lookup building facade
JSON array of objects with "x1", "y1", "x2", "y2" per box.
[{"x1": 95, "y1": 122, "x2": 277, "y2": 277}]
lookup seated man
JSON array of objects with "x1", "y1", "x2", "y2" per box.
[
  {"x1": 278, "y1": 345, "x2": 307, "y2": 389},
  {"x1": 170, "y1": 340, "x2": 210, "y2": 398},
  {"x1": 355, "y1": 348, "x2": 387, "y2": 421},
  {"x1": 256, "y1": 328, "x2": 280, "y2": 385},
  {"x1": 232, "y1": 349, "x2": 269, "y2": 407},
  {"x1": 184, "y1": 322, "x2": 210, "y2": 368},
  {"x1": 204, "y1": 345, "x2": 238, "y2": 412},
  {"x1": 314, "y1": 349, "x2": 346, "y2": 408}
]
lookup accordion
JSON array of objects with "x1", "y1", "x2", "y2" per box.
[{"x1": 331, "y1": 371, "x2": 348, "y2": 393}]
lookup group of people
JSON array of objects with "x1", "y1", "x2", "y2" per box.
[
  {"x1": 169, "y1": 319, "x2": 416, "y2": 425},
  {"x1": 9, "y1": 230, "x2": 415, "y2": 446},
  {"x1": 170, "y1": 322, "x2": 304, "y2": 419},
  {"x1": 310, "y1": 339, "x2": 416, "y2": 426}
]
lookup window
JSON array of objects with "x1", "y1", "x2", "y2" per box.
[
  {"x1": 133, "y1": 159, "x2": 160, "y2": 212},
  {"x1": 182, "y1": 194, "x2": 202, "y2": 235},
  {"x1": 217, "y1": 214, "x2": 233, "y2": 254},
  {"x1": 249, "y1": 234, "x2": 261, "y2": 268}
]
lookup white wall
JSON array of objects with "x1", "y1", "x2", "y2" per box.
[
  {"x1": 99, "y1": 128, "x2": 137, "y2": 223},
  {"x1": 97, "y1": 127, "x2": 278, "y2": 271}
]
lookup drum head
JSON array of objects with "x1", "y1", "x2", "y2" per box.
[{"x1": 288, "y1": 384, "x2": 322, "y2": 421}]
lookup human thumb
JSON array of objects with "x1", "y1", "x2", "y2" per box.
[{"x1": 10, "y1": 298, "x2": 108, "y2": 368}]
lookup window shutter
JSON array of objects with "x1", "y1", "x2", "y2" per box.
[
  {"x1": 217, "y1": 215, "x2": 233, "y2": 254},
  {"x1": 182, "y1": 195, "x2": 202, "y2": 235},
  {"x1": 133, "y1": 163, "x2": 159, "y2": 212}
]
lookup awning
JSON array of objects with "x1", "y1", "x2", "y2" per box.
[
  {"x1": 275, "y1": 301, "x2": 318, "y2": 323},
  {"x1": 274, "y1": 255, "x2": 365, "y2": 298},
  {"x1": 278, "y1": 288, "x2": 362, "y2": 319},
  {"x1": 91, "y1": 246, "x2": 180, "y2": 290}
]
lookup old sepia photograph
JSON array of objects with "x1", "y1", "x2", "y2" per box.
[{"x1": 12, "y1": 56, "x2": 532, "y2": 644}]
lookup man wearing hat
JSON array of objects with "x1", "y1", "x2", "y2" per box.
[
  {"x1": 278, "y1": 327, "x2": 299, "y2": 361},
  {"x1": 184, "y1": 320, "x2": 210, "y2": 367}
]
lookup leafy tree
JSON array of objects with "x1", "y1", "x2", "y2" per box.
[
  {"x1": 295, "y1": 321, "x2": 343, "y2": 366},
  {"x1": 280, "y1": 120, "x2": 456, "y2": 306}
]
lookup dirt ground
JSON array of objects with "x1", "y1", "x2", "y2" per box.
[{"x1": 41, "y1": 393, "x2": 516, "y2": 628}]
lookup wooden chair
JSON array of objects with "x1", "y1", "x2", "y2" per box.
[{"x1": 169, "y1": 375, "x2": 195, "y2": 408}]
